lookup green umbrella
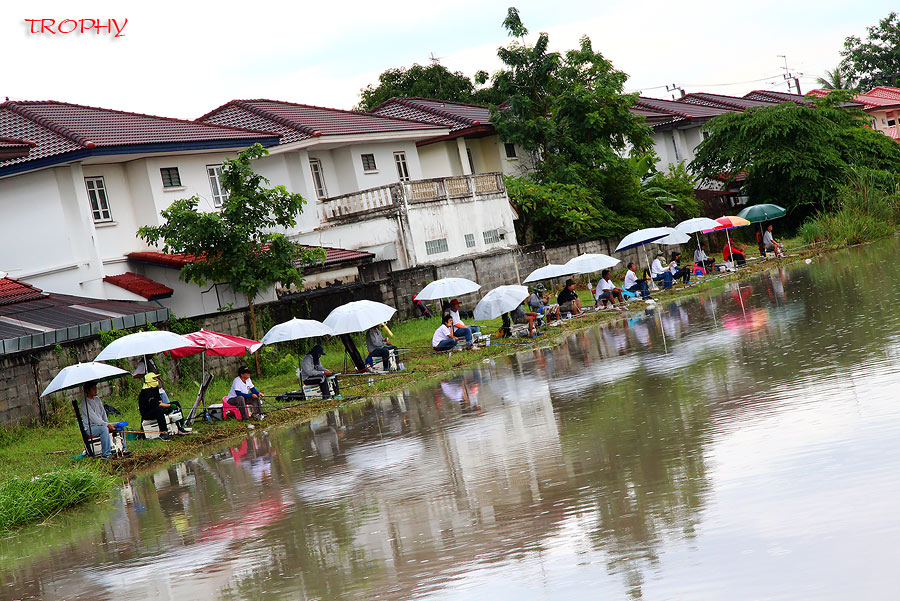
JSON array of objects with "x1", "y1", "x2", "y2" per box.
[
  {"x1": 737, "y1": 204, "x2": 787, "y2": 256},
  {"x1": 737, "y1": 204, "x2": 787, "y2": 223}
]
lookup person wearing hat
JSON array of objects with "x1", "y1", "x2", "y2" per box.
[
  {"x1": 556, "y1": 279, "x2": 583, "y2": 316},
  {"x1": 529, "y1": 284, "x2": 561, "y2": 321},
  {"x1": 301, "y1": 344, "x2": 341, "y2": 400},
  {"x1": 448, "y1": 299, "x2": 479, "y2": 347},
  {"x1": 650, "y1": 251, "x2": 675, "y2": 289},
  {"x1": 227, "y1": 365, "x2": 265, "y2": 420},
  {"x1": 138, "y1": 372, "x2": 186, "y2": 440}
]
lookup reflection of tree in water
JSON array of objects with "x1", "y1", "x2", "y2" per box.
[{"x1": 553, "y1": 343, "x2": 715, "y2": 599}]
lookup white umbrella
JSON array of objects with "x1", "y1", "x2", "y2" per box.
[
  {"x1": 416, "y1": 278, "x2": 481, "y2": 301},
  {"x1": 523, "y1": 264, "x2": 576, "y2": 284},
  {"x1": 615, "y1": 227, "x2": 675, "y2": 278},
  {"x1": 676, "y1": 217, "x2": 722, "y2": 263},
  {"x1": 95, "y1": 330, "x2": 199, "y2": 361},
  {"x1": 654, "y1": 227, "x2": 691, "y2": 245},
  {"x1": 41, "y1": 362, "x2": 131, "y2": 397},
  {"x1": 564, "y1": 253, "x2": 620, "y2": 274},
  {"x1": 324, "y1": 300, "x2": 397, "y2": 335},
  {"x1": 675, "y1": 217, "x2": 721, "y2": 234},
  {"x1": 473, "y1": 285, "x2": 529, "y2": 321},
  {"x1": 259, "y1": 318, "x2": 333, "y2": 345}
]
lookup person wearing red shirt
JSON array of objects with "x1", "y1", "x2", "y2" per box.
[{"x1": 723, "y1": 240, "x2": 746, "y2": 266}]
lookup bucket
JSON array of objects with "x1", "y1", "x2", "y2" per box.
[{"x1": 482, "y1": 335, "x2": 491, "y2": 347}]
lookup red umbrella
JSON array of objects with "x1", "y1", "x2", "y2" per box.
[
  {"x1": 169, "y1": 330, "x2": 261, "y2": 358},
  {"x1": 701, "y1": 215, "x2": 751, "y2": 233}
]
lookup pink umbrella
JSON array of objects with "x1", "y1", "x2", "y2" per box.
[
  {"x1": 169, "y1": 330, "x2": 261, "y2": 358},
  {"x1": 702, "y1": 215, "x2": 751, "y2": 268}
]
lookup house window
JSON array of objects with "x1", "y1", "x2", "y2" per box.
[
  {"x1": 483, "y1": 229, "x2": 500, "y2": 244},
  {"x1": 702, "y1": 130, "x2": 710, "y2": 140},
  {"x1": 309, "y1": 158, "x2": 327, "y2": 200},
  {"x1": 361, "y1": 153, "x2": 377, "y2": 172},
  {"x1": 206, "y1": 165, "x2": 227, "y2": 207},
  {"x1": 889, "y1": 119, "x2": 896, "y2": 126},
  {"x1": 464, "y1": 233, "x2": 476, "y2": 248},
  {"x1": 160, "y1": 167, "x2": 182, "y2": 188},
  {"x1": 466, "y1": 148, "x2": 475, "y2": 173},
  {"x1": 394, "y1": 151, "x2": 410, "y2": 182},
  {"x1": 425, "y1": 238, "x2": 449, "y2": 255},
  {"x1": 504, "y1": 143, "x2": 517, "y2": 159},
  {"x1": 85, "y1": 176, "x2": 112, "y2": 222}
]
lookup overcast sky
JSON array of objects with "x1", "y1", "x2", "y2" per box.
[{"x1": 1, "y1": 1, "x2": 896, "y2": 120}]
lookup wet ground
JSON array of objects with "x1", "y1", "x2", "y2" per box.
[{"x1": 3, "y1": 238, "x2": 900, "y2": 600}]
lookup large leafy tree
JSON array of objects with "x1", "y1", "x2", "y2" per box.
[
  {"x1": 492, "y1": 8, "x2": 678, "y2": 240},
  {"x1": 357, "y1": 63, "x2": 500, "y2": 111},
  {"x1": 138, "y1": 144, "x2": 321, "y2": 372},
  {"x1": 691, "y1": 91, "x2": 900, "y2": 220},
  {"x1": 840, "y1": 11, "x2": 900, "y2": 90}
]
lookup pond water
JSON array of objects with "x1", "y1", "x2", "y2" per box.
[{"x1": 3, "y1": 238, "x2": 900, "y2": 600}]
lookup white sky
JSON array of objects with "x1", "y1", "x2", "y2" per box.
[{"x1": 1, "y1": 0, "x2": 895, "y2": 120}]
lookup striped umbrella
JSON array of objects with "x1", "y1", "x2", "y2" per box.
[{"x1": 703, "y1": 216, "x2": 751, "y2": 267}]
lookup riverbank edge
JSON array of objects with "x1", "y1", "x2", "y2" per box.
[{"x1": 0, "y1": 240, "x2": 837, "y2": 532}]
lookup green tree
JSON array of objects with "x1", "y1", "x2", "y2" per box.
[
  {"x1": 356, "y1": 63, "x2": 499, "y2": 111},
  {"x1": 816, "y1": 65, "x2": 856, "y2": 90},
  {"x1": 491, "y1": 8, "x2": 665, "y2": 236},
  {"x1": 690, "y1": 91, "x2": 900, "y2": 221},
  {"x1": 840, "y1": 11, "x2": 900, "y2": 90},
  {"x1": 138, "y1": 144, "x2": 322, "y2": 373}
]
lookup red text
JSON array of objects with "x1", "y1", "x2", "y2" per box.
[{"x1": 25, "y1": 18, "x2": 128, "y2": 38}]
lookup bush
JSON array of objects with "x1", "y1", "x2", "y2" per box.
[
  {"x1": 0, "y1": 468, "x2": 114, "y2": 531},
  {"x1": 798, "y1": 167, "x2": 900, "y2": 245}
]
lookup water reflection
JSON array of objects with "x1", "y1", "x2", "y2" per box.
[{"x1": 5, "y1": 238, "x2": 900, "y2": 600}]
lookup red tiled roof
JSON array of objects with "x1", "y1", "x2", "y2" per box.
[
  {"x1": 0, "y1": 277, "x2": 45, "y2": 306},
  {"x1": 865, "y1": 86, "x2": 900, "y2": 100},
  {"x1": 0, "y1": 136, "x2": 35, "y2": 160},
  {"x1": 128, "y1": 245, "x2": 374, "y2": 269},
  {"x1": 198, "y1": 99, "x2": 445, "y2": 144},
  {"x1": 634, "y1": 97, "x2": 731, "y2": 120},
  {"x1": 103, "y1": 272, "x2": 174, "y2": 300},
  {"x1": 680, "y1": 92, "x2": 781, "y2": 111},
  {"x1": 0, "y1": 100, "x2": 280, "y2": 173},
  {"x1": 370, "y1": 97, "x2": 492, "y2": 133},
  {"x1": 743, "y1": 90, "x2": 810, "y2": 105},
  {"x1": 299, "y1": 245, "x2": 374, "y2": 266}
]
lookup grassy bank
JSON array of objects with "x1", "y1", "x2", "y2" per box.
[{"x1": 0, "y1": 238, "x2": 833, "y2": 531}]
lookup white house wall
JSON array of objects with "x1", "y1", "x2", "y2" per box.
[{"x1": 418, "y1": 142, "x2": 461, "y2": 179}]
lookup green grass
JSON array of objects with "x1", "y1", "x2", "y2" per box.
[{"x1": 0, "y1": 468, "x2": 115, "y2": 531}]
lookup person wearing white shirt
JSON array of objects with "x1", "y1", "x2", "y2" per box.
[
  {"x1": 448, "y1": 299, "x2": 479, "y2": 345},
  {"x1": 650, "y1": 251, "x2": 675, "y2": 289},
  {"x1": 763, "y1": 225, "x2": 784, "y2": 257},
  {"x1": 227, "y1": 365, "x2": 265, "y2": 419},
  {"x1": 594, "y1": 269, "x2": 625, "y2": 309},
  {"x1": 623, "y1": 262, "x2": 650, "y2": 298},
  {"x1": 432, "y1": 314, "x2": 459, "y2": 351},
  {"x1": 694, "y1": 242, "x2": 715, "y2": 272},
  {"x1": 669, "y1": 251, "x2": 691, "y2": 285},
  {"x1": 80, "y1": 381, "x2": 128, "y2": 458}
]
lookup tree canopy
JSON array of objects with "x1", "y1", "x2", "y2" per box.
[
  {"x1": 840, "y1": 11, "x2": 900, "y2": 90},
  {"x1": 138, "y1": 144, "x2": 322, "y2": 365},
  {"x1": 690, "y1": 91, "x2": 900, "y2": 220},
  {"x1": 356, "y1": 63, "x2": 500, "y2": 111},
  {"x1": 494, "y1": 8, "x2": 689, "y2": 241}
]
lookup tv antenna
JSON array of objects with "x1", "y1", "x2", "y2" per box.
[
  {"x1": 666, "y1": 83, "x2": 685, "y2": 100},
  {"x1": 777, "y1": 55, "x2": 802, "y2": 94}
]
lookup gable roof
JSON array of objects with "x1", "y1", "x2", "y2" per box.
[
  {"x1": 370, "y1": 97, "x2": 492, "y2": 132},
  {"x1": 127, "y1": 244, "x2": 374, "y2": 270},
  {"x1": 679, "y1": 92, "x2": 781, "y2": 111},
  {"x1": 0, "y1": 100, "x2": 280, "y2": 177},
  {"x1": 633, "y1": 97, "x2": 731, "y2": 120},
  {"x1": 0, "y1": 276, "x2": 45, "y2": 306},
  {"x1": 742, "y1": 90, "x2": 810, "y2": 105},
  {"x1": 103, "y1": 272, "x2": 174, "y2": 301},
  {"x1": 197, "y1": 99, "x2": 445, "y2": 145}
]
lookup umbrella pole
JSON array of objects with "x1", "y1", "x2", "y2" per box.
[{"x1": 726, "y1": 229, "x2": 735, "y2": 269}]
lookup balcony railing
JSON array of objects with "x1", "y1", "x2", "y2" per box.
[{"x1": 319, "y1": 172, "x2": 506, "y2": 223}]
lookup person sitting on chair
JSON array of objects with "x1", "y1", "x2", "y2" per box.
[
  {"x1": 510, "y1": 305, "x2": 540, "y2": 337},
  {"x1": 529, "y1": 285, "x2": 562, "y2": 322},
  {"x1": 763, "y1": 224, "x2": 784, "y2": 258},
  {"x1": 80, "y1": 381, "x2": 128, "y2": 459},
  {"x1": 624, "y1": 262, "x2": 651, "y2": 298},
  {"x1": 365, "y1": 325, "x2": 399, "y2": 368},
  {"x1": 432, "y1": 313, "x2": 460, "y2": 351},
  {"x1": 138, "y1": 373, "x2": 187, "y2": 439},
  {"x1": 227, "y1": 365, "x2": 265, "y2": 420},
  {"x1": 694, "y1": 243, "x2": 715, "y2": 273},
  {"x1": 449, "y1": 299, "x2": 480, "y2": 347},
  {"x1": 301, "y1": 344, "x2": 341, "y2": 400},
  {"x1": 723, "y1": 240, "x2": 747, "y2": 266},
  {"x1": 669, "y1": 251, "x2": 692, "y2": 285},
  {"x1": 650, "y1": 251, "x2": 675, "y2": 289},
  {"x1": 595, "y1": 269, "x2": 626, "y2": 309},
  {"x1": 557, "y1": 279, "x2": 583, "y2": 315}
]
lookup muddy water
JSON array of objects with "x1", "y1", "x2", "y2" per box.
[{"x1": 4, "y1": 239, "x2": 900, "y2": 600}]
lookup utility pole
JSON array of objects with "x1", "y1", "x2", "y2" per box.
[{"x1": 777, "y1": 55, "x2": 802, "y2": 94}]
